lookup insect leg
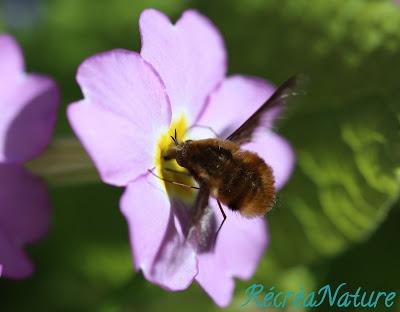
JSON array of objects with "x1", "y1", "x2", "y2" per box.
[
  {"x1": 188, "y1": 124, "x2": 219, "y2": 137},
  {"x1": 214, "y1": 200, "x2": 227, "y2": 246},
  {"x1": 147, "y1": 169, "x2": 199, "y2": 190},
  {"x1": 164, "y1": 167, "x2": 192, "y2": 177}
]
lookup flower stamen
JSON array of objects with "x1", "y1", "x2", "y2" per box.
[{"x1": 154, "y1": 115, "x2": 197, "y2": 202}]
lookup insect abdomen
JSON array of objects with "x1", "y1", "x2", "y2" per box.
[
  {"x1": 181, "y1": 139, "x2": 275, "y2": 217},
  {"x1": 218, "y1": 150, "x2": 275, "y2": 218}
]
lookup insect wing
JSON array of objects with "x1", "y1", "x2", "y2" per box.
[
  {"x1": 226, "y1": 74, "x2": 308, "y2": 145},
  {"x1": 187, "y1": 185, "x2": 218, "y2": 251},
  {"x1": 191, "y1": 184, "x2": 210, "y2": 223}
]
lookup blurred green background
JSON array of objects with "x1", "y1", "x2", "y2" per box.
[{"x1": 0, "y1": 0, "x2": 399, "y2": 311}]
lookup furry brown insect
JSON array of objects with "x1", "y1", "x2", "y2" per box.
[
  {"x1": 158, "y1": 74, "x2": 307, "y2": 244},
  {"x1": 163, "y1": 138, "x2": 275, "y2": 218}
]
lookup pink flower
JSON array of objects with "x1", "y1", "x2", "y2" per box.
[
  {"x1": 67, "y1": 9, "x2": 295, "y2": 307},
  {"x1": 0, "y1": 34, "x2": 59, "y2": 278}
]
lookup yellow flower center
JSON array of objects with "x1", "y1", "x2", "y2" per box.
[{"x1": 154, "y1": 115, "x2": 196, "y2": 202}]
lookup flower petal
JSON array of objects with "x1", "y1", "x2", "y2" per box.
[
  {"x1": 0, "y1": 163, "x2": 50, "y2": 278},
  {"x1": 195, "y1": 252, "x2": 235, "y2": 307},
  {"x1": 195, "y1": 75, "x2": 276, "y2": 139},
  {"x1": 120, "y1": 175, "x2": 198, "y2": 290},
  {"x1": 0, "y1": 34, "x2": 24, "y2": 97},
  {"x1": 0, "y1": 233, "x2": 33, "y2": 279},
  {"x1": 194, "y1": 75, "x2": 295, "y2": 189},
  {"x1": 76, "y1": 49, "x2": 171, "y2": 125},
  {"x1": 0, "y1": 74, "x2": 59, "y2": 163},
  {"x1": 244, "y1": 132, "x2": 296, "y2": 190},
  {"x1": 140, "y1": 9, "x2": 226, "y2": 122},
  {"x1": 68, "y1": 50, "x2": 171, "y2": 186},
  {"x1": 195, "y1": 200, "x2": 268, "y2": 307},
  {"x1": 68, "y1": 101, "x2": 154, "y2": 186}
]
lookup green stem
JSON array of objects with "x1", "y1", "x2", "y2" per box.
[{"x1": 26, "y1": 137, "x2": 100, "y2": 187}]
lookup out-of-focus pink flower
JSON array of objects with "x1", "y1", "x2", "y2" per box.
[
  {"x1": 68, "y1": 9, "x2": 295, "y2": 307},
  {"x1": 0, "y1": 34, "x2": 59, "y2": 279}
]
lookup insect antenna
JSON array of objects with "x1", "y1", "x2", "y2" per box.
[
  {"x1": 170, "y1": 129, "x2": 178, "y2": 145},
  {"x1": 187, "y1": 124, "x2": 219, "y2": 137}
]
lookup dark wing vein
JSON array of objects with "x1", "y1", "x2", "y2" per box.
[{"x1": 225, "y1": 74, "x2": 308, "y2": 145}]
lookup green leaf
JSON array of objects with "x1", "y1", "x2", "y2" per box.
[
  {"x1": 194, "y1": 0, "x2": 400, "y2": 271},
  {"x1": 264, "y1": 96, "x2": 399, "y2": 270},
  {"x1": 2, "y1": 0, "x2": 400, "y2": 311}
]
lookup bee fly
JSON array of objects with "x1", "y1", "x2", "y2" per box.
[{"x1": 150, "y1": 74, "x2": 307, "y2": 246}]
